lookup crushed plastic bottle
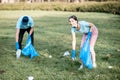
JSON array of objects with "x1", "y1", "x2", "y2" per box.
[{"x1": 16, "y1": 49, "x2": 21, "y2": 59}]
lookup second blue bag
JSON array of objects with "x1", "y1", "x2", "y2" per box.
[{"x1": 79, "y1": 32, "x2": 93, "y2": 69}]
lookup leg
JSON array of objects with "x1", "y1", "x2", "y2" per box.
[
  {"x1": 27, "y1": 27, "x2": 34, "y2": 45},
  {"x1": 31, "y1": 32, "x2": 34, "y2": 45},
  {"x1": 90, "y1": 26, "x2": 98, "y2": 68}
]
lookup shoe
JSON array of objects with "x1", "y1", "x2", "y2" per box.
[
  {"x1": 78, "y1": 64, "x2": 83, "y2": 70},
  {"x1": 93, "y1": 63, "x2": 97, "y2": 68}
]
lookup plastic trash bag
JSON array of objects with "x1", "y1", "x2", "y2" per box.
[
  {"x1": 22, "y1": 36, "x2": 39, "y2": 59},
  {"x1": 79, "y1": 32, "x2": 93, "y2": 69}
]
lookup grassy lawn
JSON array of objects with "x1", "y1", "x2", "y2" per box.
[{"x1": 0, "y1": 10, "x2": 120, "y2": 80}]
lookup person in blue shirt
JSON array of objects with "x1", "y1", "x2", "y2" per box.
[
  {"x1": 15, "y1": 15, "x2": 34, "y2": 51},
  {"x1": 68, "y1": 15, "x2": 98, "y2": 69}
]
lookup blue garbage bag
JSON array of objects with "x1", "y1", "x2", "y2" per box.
[
  {"x1": 22, "y1": 35, "x2": 39, "y2": 59},
  {"x1": 79, "y1": 32, "x2": 93, "y2": 69}
]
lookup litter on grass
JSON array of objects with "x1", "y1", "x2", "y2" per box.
[
  {"x1": 49, "y1": 55, "x2": 52, "y2": 58},
  {"x1": 108, "y1": 66, "x2": 113, "y2": 69},
  {"x1": 63, "y1": 51, "x2": 70, "y2": 56},
  {"x1": 28, "y1": 76, "x2": 34, "y2": 80},
  {"x1": 16, "y1": 49, "x2": 21, "y2": 59}
]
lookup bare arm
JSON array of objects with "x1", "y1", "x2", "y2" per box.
[
  {"x1": 29, "y1": 27, "x2": 34, "y2": 35},
  {"x1": 16, "y1": 29, "x2": 20, "y2": 42},
  {"x1": 72, "y1": 32, "x2": 76, "y2": 50},
  {"x1": 89, "y1": 22, "x2": 95, "y2": 32}
]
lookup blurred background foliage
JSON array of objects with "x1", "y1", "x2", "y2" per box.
[{"x1": 0, "y1": 1, "x2": 120, "y2": 15}]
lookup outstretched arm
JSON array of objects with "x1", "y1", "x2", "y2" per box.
[
  {"x1": 16, "y1": 29, "x2": 20, "y2": 42},
  {"x1": 29, "y1": 27, "x2": 34, "y2": 35},
  {"x1": 72, "y1": 32, "x2": 76, "y2": 50}
]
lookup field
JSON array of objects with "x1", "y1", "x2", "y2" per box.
[{"x1": 0, "y1": 11, "x2": 120, "y2": 80}]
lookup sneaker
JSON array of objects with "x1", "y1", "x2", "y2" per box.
[
  {"x1": 93, "y1": 63, "x2": 97, "y2": 68},
  {"x1": 78, "y1": 64, "x2": 83, "y2": 70}
]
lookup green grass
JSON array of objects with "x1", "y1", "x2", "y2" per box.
[{"x1": 0, "y1": 10, "x2": 120, "y2": 80}]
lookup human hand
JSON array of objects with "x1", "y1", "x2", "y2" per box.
[
  {"x1": 88, "y1": 31, "x2": 92, "y2": 34},
  {"x1": 71, "y1": 50, "x2": 76, "y2": 61},
  {"x1": 88, "y1": 32, "x2": 92, "y2": 36},
  {"x1": 16, "y1": 42, "x2": 19, "y2": 50}
]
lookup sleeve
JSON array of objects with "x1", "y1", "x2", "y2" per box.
[
  {"x1": 28, "y1": 16, "x2": 34, "y2": 27},
  {"x1": 79, "y1": 21, "x2": 90, "y2": 33},
  {"x1": 71, "y1": 27, "x2": 76, "y2": 34},
  {"x1": 82, "y1": 21, "x2": 89, "y2": 27},
  {"x1": 16, "y1": 17, "x2": 22, "y2": 29}
]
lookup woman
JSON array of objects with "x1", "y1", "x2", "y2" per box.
[{"x1": 68, "y1": 15, "x2": 98, "y2": 69}]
